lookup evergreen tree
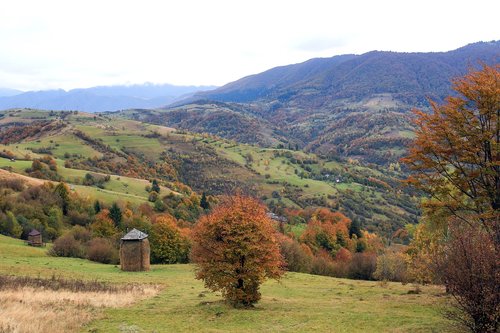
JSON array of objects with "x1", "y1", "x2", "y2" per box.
[
  {"x1": 151, "y1": 179, "x2": 161, "y2": 193},
  {"x1": 109, "y1": 202, "x2": 122, "y2": 229},
  {"x1": 349, "y1": 219, "x2": 362, "y2": 238},
  {"x1": 94, "y1": 200, "x2": 101, "y2": 214},
  {"x1": 200, "y1": 192, "x2": 210, "y2": 210}
]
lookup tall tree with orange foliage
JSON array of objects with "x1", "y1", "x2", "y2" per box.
[
  {"x1": 191, "y1": 194, "x2": 284, "y2": 307},
  {"x1": 404, "y1": 64, "x2": 500, "y2": 241},
  {"x1": 404, "y1": 64, "x2": 499, "y2": 332}
]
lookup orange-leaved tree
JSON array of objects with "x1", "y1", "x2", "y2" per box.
[
  {"x1": 191, "y1": 194, "x2": 284, "y2": 307},
  {"x1": 403, "y1": 64, "x2": 500, "y2": 240},
  {"x1": 403, "y1": 64, "x2": 500, "y2": 332}
]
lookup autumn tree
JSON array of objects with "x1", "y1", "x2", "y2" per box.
[
  {"x1": 403, "y1": 64, "x2": 500, "y2": 332},
  {"x1": 0, "y1": 211, "x2": 22, "y2": 238},
  {"x1": 149, "y1": 214, "x2": 190, "y2": 264},
  {"x1": 91, "y1": 209, "x2": 117, "y2": 238},
  {"x1": 54, "y1": 182, "x2": 70, "y2": 215},
  {"x1": 191, "y1": 194, "x2": 284, "y2": 307}
]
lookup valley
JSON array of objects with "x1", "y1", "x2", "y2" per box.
[{"x1": 0, "y1": 108, "x2": 419, "y2": 236}]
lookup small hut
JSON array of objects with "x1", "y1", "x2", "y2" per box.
[
  {"x1": 27, "y1": 229, "x2": 42, "y2": 247},
  {"x1": 120, "y1": 228, "x2": 150, "y2": 271}
]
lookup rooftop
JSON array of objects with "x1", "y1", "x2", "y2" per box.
[
  {"x1": 121, "y1": 228, "x2": 148, "y2": 240},
  {"x1": 28, "y1": 229, "x2": 41, "y2": 236}
]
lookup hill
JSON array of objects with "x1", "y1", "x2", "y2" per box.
[
  {"x1": 162, "y1": 41, "x2": 499, "y2": 164},
  {"x1": 193, "y1": 41, "x2": 499, "y2": 105},
  {"x1": 0, "y1": 109, "x2": 420, "y2": 236},
  {"x1": 0, "y1": 234, "x2": 452, "y2": 332},
  {"x1": 0, "y1": 83, "x2": 217, "y2": 112}
]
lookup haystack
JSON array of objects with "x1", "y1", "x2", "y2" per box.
[
  {"x1": 27, "y1": 229, "x2": 42, "y2": 247},
  {"x1": 120, "y1": 228, "x2": 150, "y2": 271}
]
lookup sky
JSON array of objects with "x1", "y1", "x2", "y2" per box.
[{"x1": 0, "y1": 0, "x2": 498, "y2": 91}]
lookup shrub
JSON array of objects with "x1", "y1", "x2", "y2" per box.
[
  {"x1": 348, "y1": 252, "x2": 377, "y2": 280},
  {"x1": 49, "y1": 234, "x2": 85, "y2": 258},
  {"x1": 311, "y1": 252, "x2": 337, "y2": 277},
  {"x1": 67, "y1": 210, "x2": 92, "y2": 226},
  {"x1": 279, "y1": 237, "x2": 313, "y2": 273},
  {"x1": 437, "y1": 222, "x2": 499, "y2": 333},
  {"x1": 69, "y1": 225, "x2": 92, "y2": 243},
  {"x1": 86, "y1": 238, "x2": 119, "y2": 264},
  {"x1": 373, "y1": 249, "x2": 409, "y2": 282}
]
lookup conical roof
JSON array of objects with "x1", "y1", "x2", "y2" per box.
[
  {"x1": 121, "y1": 228, "x2": 148, "y2": 240},
  {"x1": 28, "y1": 229, "x2": 41, "y2": 236}
]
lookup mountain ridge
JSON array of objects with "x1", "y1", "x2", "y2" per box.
[{"x1": 0, "y1": 83, "x2": 217, "y2": 112}]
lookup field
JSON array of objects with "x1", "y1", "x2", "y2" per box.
[{"x1": 0, "y1": 234, "x2": 454, "y2": 332}]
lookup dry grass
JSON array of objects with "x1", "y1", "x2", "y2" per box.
[{"x1": 0, "y1": 275, "x2": 160, "y2": 333}]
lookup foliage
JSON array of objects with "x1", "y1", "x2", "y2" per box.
[
  {"x1": 404, "y1": 64, "x2": 500, "y2": 236},
  {"x1": 200, "y1": 192, "x2": 210, "y2": 210},
  {"x1": 90, "y1": 209, "x2": 118, "y2": 238},
  {"x1": 373, "y1": 246, "x2": 409, "y2": 282},
  {"x1": 403, "y1": 65, "x2": 500, "y2": 331},
  {"x1": 0, "y1": 211, "x2": 22, "y2": 238},
  {"x1": 149, "y1": 215, "x2": 190, "y2": 264},
  {"x1": 49, "y1": 233, "x2": 85, "y2": 258},
  {"x1": 109, "y1": 202, "x2": 123, "y2": 229},
  {"x1": 278, "y1": 236, "x2": 313, "y2": 273},
  {"x1": 191, "y1": 194, "x2": 284, "y2": 306},
  {"x1": 86, "y1": 237, "x2": 119, "y2": 264},
  {"x1": 436, "y1": 221, "x2": 499, "y2": 333}
]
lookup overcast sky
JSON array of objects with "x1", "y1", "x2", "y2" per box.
[{"x1": 0, "y1": 0, "x2": 498, "y2": 91}]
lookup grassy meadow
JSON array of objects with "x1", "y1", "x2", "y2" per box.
[{"x1": 0, "y1": 235, "x2": 454, "y2": 332}]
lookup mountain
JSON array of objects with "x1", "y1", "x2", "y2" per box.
[
  {"x1": 0, "y1": 83, "x2": 217, "y2": 112},
  {"x1": 0, "y1": 88, "x2": 22, "y2": 97},
  {"x1": 161, "y1": 41, "x2": 499, "y2": 164},
  {"x1": 192, "y1": 41, "x2": 499, "y2": 105}
]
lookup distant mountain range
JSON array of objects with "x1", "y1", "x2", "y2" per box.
[
  {"x1": 190, "y1": 41, "x2": 499, "y2": 106},
  {"x1": 154, "y1": 41, "x2": 499, "y2": 164},
  {"x1": 0, "y1": 83, "x2": 217, "y2": 112}
]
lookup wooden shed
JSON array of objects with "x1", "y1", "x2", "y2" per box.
[
  {"x1": 27, "y1": 229, "x2": 42, "y2": 247},
  {"x1": 120, "y1": 228, "x2": 150, "y2": 271}
]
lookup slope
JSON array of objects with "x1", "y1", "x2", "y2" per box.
[{"x1": 0, "y1": 109, "x2": 420, "y2": 236}]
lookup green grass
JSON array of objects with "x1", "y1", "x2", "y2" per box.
[
  {"x1": 0, "y1": 234, "x2": 453, "y2": 332},
  {"x1": 0, "y1": 157, "x2": 176, "y2": 205}
]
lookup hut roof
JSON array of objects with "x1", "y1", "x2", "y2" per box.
[
  {"x1": 121, "y1": 228, "x2": 148, "y2": 240},
  {"x1": 28, "y1": 229, "x2": 41, "y2": 236}
]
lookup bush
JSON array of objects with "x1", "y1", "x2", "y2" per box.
[
  {"x1": 279, "y1": 238, "x2": 313, "y2": 273},
  {"x1": 311, "y1": 251, "x2": 337, "y2": 276},
  {"x1": 86, "y1": 238, "x2": 119, "y2": 264},
  {"x1": 437, "y1": 222, "x2": 499, "y2": 333},
  {"x1": 67, "y1": 210, "x2": 92, "y2": 226},
  {"x1": 373, "y1": 249, "x2": 409, "y2": 282},
  {"x1": 49, "y1": 234, "x2": 85, "y2": 258},
  {"x1": 348, "y1": 253, "x2": 377, "y2": 280},
  {"x1": 69, "y1": 225, "x2": 92, "y2": 243}
]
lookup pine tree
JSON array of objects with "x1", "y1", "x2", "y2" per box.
[
  {"x1": 151, "y1": 179, "x2": 161, "y2": 193},
  {"x1": 109, "y1": 202, "x2": 122, "y2": 229},
  {"x1": 94, "y1": 200, "x2": 101, "y2": 214},
  {"x1": 200, "y1": 192, "x2": 210, "y2": 210}
]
